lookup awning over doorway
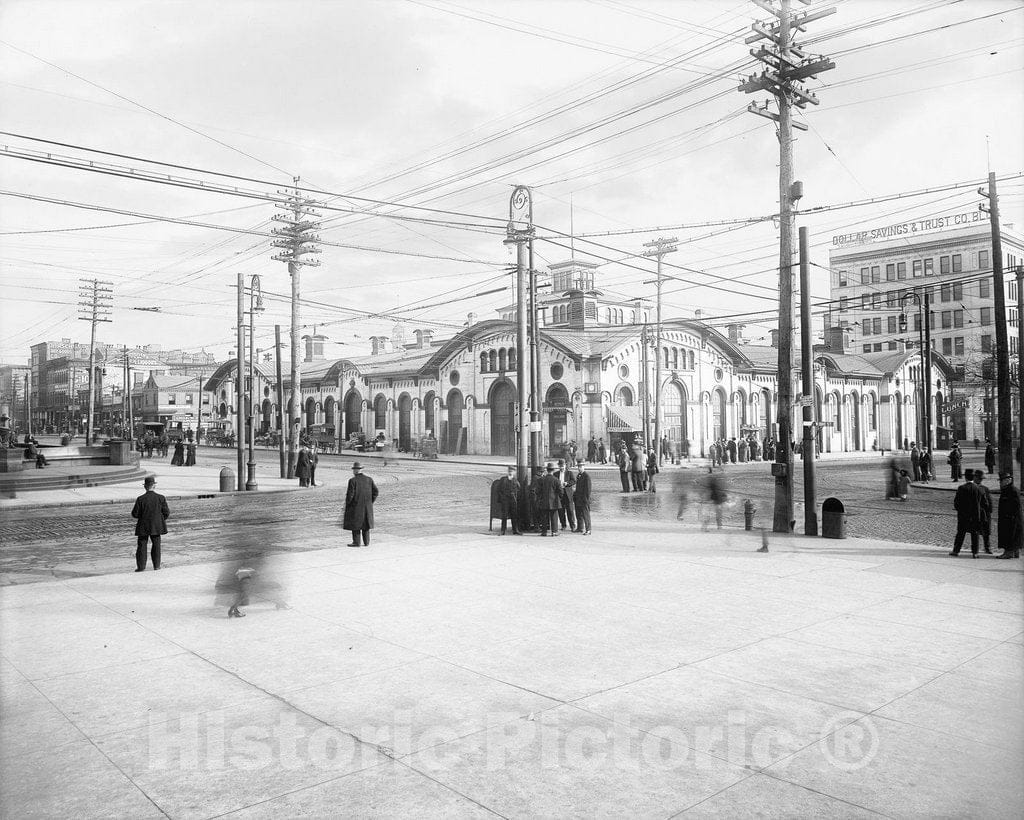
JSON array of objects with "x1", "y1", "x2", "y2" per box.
[{"x1": 606, "y1": 404, "x2": 643, "y2": 432}]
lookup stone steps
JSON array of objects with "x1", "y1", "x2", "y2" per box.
[{"x1": 0, "y1": 466, "x2": 151, "y2": 495}]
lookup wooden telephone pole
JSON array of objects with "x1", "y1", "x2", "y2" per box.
[
  {"x1": 643, "y1": 236, "x2": 677, "y2": 464},
  {"x1": 740, "y1": 0, "x2": 835, "y2": 532},
  {"x1": 77, "y1": 278, "x2": 113, "y2": 444},
  {"x1": 271, "y1": 179, "x2": 321, "y2": 479}
]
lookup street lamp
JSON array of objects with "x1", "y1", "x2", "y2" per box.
[
  {"x1": 899, "y1": 288, "x2": 932, "y2": 449},
  {"x1": 246, "y1": 275, "x2": 264, "y2": 490}
]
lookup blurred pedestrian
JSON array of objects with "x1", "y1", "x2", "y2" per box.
[
  {"x1": 184, "y1": 438, "x2": 196, "y2": 467},
  {"x1": 495, "y1": 465, "x2": 522, "y2": 535},
  {"x1": 586, "y1": 436, "x2": 597, "y2": 464},
  {"x1": 972, "y1": 471, "x2": 994, "y2": 554},
  {"x1": 984, "y1": 440, "x2": 996, "y2": 475},
  {"x1": 727, "y1": 437, "x2": 738, "y2": 464},
  {"x1": 673, "y1": 471, "x2": 690, "y2": 520},
  {"x1": 630, "y1": 444, "x2": 646, "y2": 491},
  {"x1": 910, "y1": 443, "x2": 921, "y2": 481},
  {"x1": 597, "y1": 438, "x2": 607, "y2": 464},
  {"x1": 704, "y1": 468, "x2": 727, "y2": 530},
  {"x1": 646, "y1": 447, "x2": 659, "y2": 493},
  {"x1": 919, "y1": 448, "x2": 932, "y2": 482},
  {"x1": 216, "y1": 554, "x2": 288, "y2": 618},
  {"x1": 898, "y1": 469, "x2": 911, "y2": 501},
  {"x1": 343, "y1": 462, "x2": 378, "y2": 547},
  {"x1": 997, "y1": 473, "x2": 1022, "y2": 559},
  {"x1": 950, "y1": 468, "x2": 984, "y2": 558},
  {"x1": 131, "y1": 476, "x2": 169, "y2": 572},
  {"x1": 573, "y1": 461, "x2": 592, "y2": 534},
  {"x1": 886, "y1": 458, "x2": 901, "y2": 499}
]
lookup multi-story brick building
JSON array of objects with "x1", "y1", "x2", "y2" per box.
[{"x1": 829, "y1": 213, "x2": 1023, "y2": 445}]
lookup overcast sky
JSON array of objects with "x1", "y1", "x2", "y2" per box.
[{"x1": 1, "y1": 0, "x2": 1022, "y2": 363}]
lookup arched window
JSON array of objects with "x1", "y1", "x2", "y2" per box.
[
  {"x1": 374, "y1": 395, "x2": 387, "y2": 430},
  {"x1": 508, "y1": 347, "x2": 517, "y2": 369},
  {"x1": 605, "y1": 308, "x2": 612, "y2": 323},
  {"x1": 672, "y1": 348, "x2": 679, "y2": 370},
  {"x1": 480, "y1": 352, "x2": 488, "y2": 373},
  {"x1": 688, "y1": 351, "x2": 695, "y2": 370},
  {"x1": 498, "y1": 349, "x2": 507, "y2": 371},
  {"x1": 488, "y1": 350, "x2": 497, "y2": 371},
  {"x1": 614, "y1": 384, "x2": 634, "y2": 405},
  {"x1": 663, "y1": 348, "x2": 670, "y2": 369}
]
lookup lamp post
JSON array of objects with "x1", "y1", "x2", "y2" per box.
[
  {"x1": 900, "y1": 288, "x2": 932, "y2": 450},
  {"x1": 246, "y1": 275, "x2": 264, "y2": 490}
]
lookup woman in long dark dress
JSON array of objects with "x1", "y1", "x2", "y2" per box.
[
  {"x1": 170, "y1": 439, "x2": 185, "y2": 466},
  {"x1": 184, "y1": 441, "x2": 196, "y2": 467}
]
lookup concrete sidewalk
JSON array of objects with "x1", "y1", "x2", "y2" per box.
[{"x1": 1, "y1": 525, "x2": 1021, "y2": 818}]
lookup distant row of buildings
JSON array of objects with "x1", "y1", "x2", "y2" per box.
[{"x1": 2, "y1": 216, "x2": 1020, "y2": 455}]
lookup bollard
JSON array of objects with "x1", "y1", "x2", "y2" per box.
[
  {"x1": 219, "y1": 465, "x2": 235, "y2": 493},
  {"x1": 743, "y1": 499, "x2": 756, "y2": 531}
]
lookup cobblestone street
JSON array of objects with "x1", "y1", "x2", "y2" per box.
[{"x1": 0, "y1": 450, "x2": 977, "y2": 584}]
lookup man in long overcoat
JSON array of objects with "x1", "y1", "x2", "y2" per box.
[
  {"x1": 997, "y1": 472, "x2": 1023, "y2": 559},
  {"x1": 910, "y1": 443, "x2": 921, "y2": 481},
  {"x1": 296, "y1": 445, "x2": 311, "y2": 487},
  {"x1": 972, "y1": 471, "x2": 994, "y2": 554},
  {"x1": 573, "y1": 461, "x2": 592, "y2": 534},
  {"x1": 343, "y1": 462, "x2": 378, "y2": 547},
  {"x1": 131, "y1": 476, "x2": 169, "y2": 571},
  {"x1": 536, "y1": 463, "x2": 561, "y2": 536},
  {"x1": 951, "y1": 468, "x2": 985, "y2": 557},
  {"x1": 948, "y1": 443, "x2": 963, "y2": 481},
  {"x1": 495, "y1": 465, "x2": 522, "y2": 535},
  {"x1": 555, "y1": 459, "x2": 576, "y2": 531},
  {"x1": 984, "y1": 441, "x2": 996, "y2": 475}
]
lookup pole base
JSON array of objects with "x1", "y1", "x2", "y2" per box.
[{"x1": 245, "y1": 462, "x2": 257, "y2": 491}]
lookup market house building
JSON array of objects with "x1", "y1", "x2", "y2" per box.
[
  {"x1": 205, "y1": 261, "x2": 950, "y2": 457},
  {"x1": 829, "y1": 214, "x2": 1023, "y2": 445}
]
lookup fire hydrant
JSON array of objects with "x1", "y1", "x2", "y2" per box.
[{"x1": 744, "y1": 499, "x2": 756, "y2": 531}]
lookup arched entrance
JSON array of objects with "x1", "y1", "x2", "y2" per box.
[
  {"x1": 344, "y1": 391, "x2": 362, "y2": 437},
  {"x1": 304, "y1": 397, "x2": 316, "y2": 428},
  {"x1": 398, "y1": 393, "x2": 412, "y2": 451},
  {"x1": 261, "y1": 399, "x2": 273, "y2": 434},
  {"x1": 849, "y1": 391, "x2": 861, "y2": 451},
  {"x1": 814, "y1": 386, "x2": 824, "y2": 453},
  {"x1": 613, "y1": 384, "x2": 634, "y2": 405},
  {"x1": 324, "y1": 396, "x2": 336, "y2": 435},
  {"x1": 662, "y1": 381, "x2": 688, "y2": 449},
  {"x1": 894, "y1": 391, "x2": 904, "y2": 449},
  {"x1": 446, "y1": 389, "x2": 464, "y2": 454},
  {"x1": 489, "y1": 380, "x2": 516, "y2": 457},
  {"x1": 546, "y1": 383, "x2": 569, "y2": 455},
  {"x1": 423, "y1": 391, "x2": 436, "y2": 438},
  {"x1": 712, "y1": 388, "x2": 727, "y2": 440}
]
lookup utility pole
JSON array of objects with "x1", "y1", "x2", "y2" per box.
[
  {"x1": 1016, "y1": 264, "x2": 1023, "y2": 468},
  {"x1": 979, "y1": 172, "x2": 1013, "y2": 480},
  {"x1": 798, "y1": 226, "x2": 817, "y2": 535},
  {"x1": 272, "y1": 178, "x2": 321, "y2": 479},
  {"x1": 640, "y1": 317, "x2": 651, "y2": 450},
  {"x1": 529, "y1": 242, "x2": 542, "y2": 472},
  {"x1": 78, "y1": 278, "x2": 113, "y2": 445},
  {"x1": 245, "y1": 275, "x2": 264, "y2": 490},
  {"x1": 900, "y1": 288, "x2": 933, "y2": 452},
  {"x1": 740, "y1": 0, "x2": 835, "y2": 532},
  {"x1": 125, "y1": 348, "x2": 134, "y2": 442},
  {"x1": 643, "y1": 236, "x2": 677, "y2": 464},
  {"x1": 505, "y1": 185, "x2": 534, "y2": 484},
  {"x1": 235, "y1": 272, "x2": 246, "y2": 491},
  {"x1": 275, "y1": 324, "x2": 287, "y2": 478}
]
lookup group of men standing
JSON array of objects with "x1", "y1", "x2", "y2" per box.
[
  {"x1": 495, "y1": 459, "x2": 592, "y2": 536},
  {"x1": 708, "y1": 436, "x2": 770, "y2": 467},
  {"x1": 951, "y1": 467, "x2": 1022, "y2": 559}
]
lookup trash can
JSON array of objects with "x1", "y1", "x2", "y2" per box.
[
  {"x1": 821, "y1": 497, "x2": 846, "y2": 539},
  {"x1": 219, "y1": 466, "x2": 235, "y2": 493}
]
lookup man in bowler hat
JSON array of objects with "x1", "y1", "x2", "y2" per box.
[
  {"x1": 131, "y1": 476, "x2": 169, "y2": 571},
  {"x1": 573, "y1": 461, "x2": 592, "y2": 534},
  {"x1": 343, "y1": 462, "x2": 378, "y2": 547},
  {"x1": 951, "y1": 468, "x2": 985, "y2": 557}
]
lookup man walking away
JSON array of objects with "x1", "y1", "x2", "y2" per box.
[
  {"x1": 537, "y1": 463, "x2": 561, "y2": 536},
  {"x1": 919, "y1": 448, "x2": 932, "y2": 482},
  {"x1": 646, "y1": 448, "x2": 659, "y2": 493},
  {"x1": 296, "y1": 445, "x2": 311, "y2": 488},
  {"x1": 131, "y1": 476, "x2": 169, "y2": 571},
  {"x1": 705, "y1": 468, "x2": 727, "y2": 530},
  {"x1": 910, "y1": 443, "x2": 921, "y2": 481},
  {"x1": 997, "y1": 473, "x2": 1022, "y2": 559},
  {"x1": 496, "y1": 465, "x2": 522, "y2": 535},
  {"x1": 951, "y1": 468, "x2": 984, "y2": 557},
  {"x1": 343, "y1": 462, "x2": 378, "y2": 547},
  {"x1": 984, "y1": 440, "x2": 996, "y2": 475},
  {"x1": 597, "y1": 438, "x2": 607, "y2": 464},
  {"x1": 973, "y1": 471, "x2": 994, "y2": 554},
  {"x1": 309, "y1": 445, "x2": 320, "y2": 487},
  {"x1": 573, "y1": 461, "x2": 592, "y2": 534},
  {"x1": 948, "y1": 443, "x2": 963, "y2": 482}
]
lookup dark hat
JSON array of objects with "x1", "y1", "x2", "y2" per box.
[
  {"x1": 351, "y1": 462, "x2": 363, "y2": 471},
  {"x1": 964, "y1": 468, "x2": 975, "y2": 479},
  {"x1": 144, "y1": 476, "x2": 156, "y2": 487}
]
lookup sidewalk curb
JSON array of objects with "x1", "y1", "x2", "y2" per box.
[{"x1": 0, "y1": 483, "x2": 307, "y2": 511}]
